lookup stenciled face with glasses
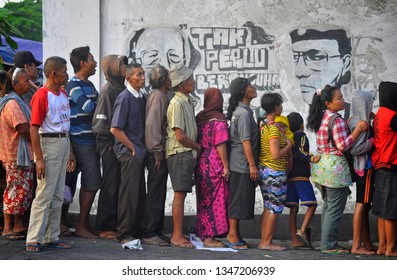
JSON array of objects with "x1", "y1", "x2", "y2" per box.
[{"x1": 292, "y1": 39, "x2": 351, "y2": 104}]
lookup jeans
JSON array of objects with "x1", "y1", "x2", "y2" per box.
[{"x1": 320, "y1": 186, "x2": 351, "y2": 250}]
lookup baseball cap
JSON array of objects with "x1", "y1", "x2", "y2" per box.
[
  {"x1": 14, "y1": 51, "x2": 42, "y2": 67},
  {"x1": 229, "y1": 75, "x2": 257, "y2": 98}
]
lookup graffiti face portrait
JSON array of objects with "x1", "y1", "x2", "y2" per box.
[
  {"x1": 290, "y1": 28, "x2": 352, "y2": 104},
  {"x1": 129, "y1": 27, "x2": 201, "y2": 92}
]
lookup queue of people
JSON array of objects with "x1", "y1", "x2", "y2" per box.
[{"x1": 0, "y1": 48, "x2": 396, "y2": 257}]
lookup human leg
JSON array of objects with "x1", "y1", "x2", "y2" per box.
[
  {"x1": 385, "y1": 219, "x2": 397, "y2": 257},
  {"x1": 351, "y1": 202, "x2": 375, "y2": 254},
  {"x1": 76, "y1": 188, "x2": 98, "y2": 238},
  {"x1": 377, "y1": 217, "x2": 386, "y2": 255},
  {"x1": 97, "y1": 148, "x2": 120, "y2": 238},
  {"x1": 288, "y1": 206, "x2": 303, "y2": 247},
  {"x1": 27, "y1": 138, "x2": 68, "y2": 245},
  {"x1": 258, "y1": 210, "x2": 285, "y2": 250},
  {"x1": 320, "y1": 186, "x2": 350, "y2": 251},
  {"x1": 116, "y1": 153, "x2": 145, "y2": 241},
  {"x1": 142, "y1": 154, "x2": 168, "y2": 239},
  {"x1": 171, "y1": 191, "x2": 193, "y2": 246}
]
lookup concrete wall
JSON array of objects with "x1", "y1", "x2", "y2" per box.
[{"x1": 43, "y1": 0, "x2": 397, "y2": 215}]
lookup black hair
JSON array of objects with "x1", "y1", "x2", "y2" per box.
[
  {"x1": 260, "y1": 92, "x2": 283, "y2": 114},
  {"x1": 44, "y1": 56, "x2": 67, "y2": 78},
  {"x1": 0, "y1": 70, "x2": 7, "y2": 85},
  {"x1": 306, "y1": 85, "x2": 339, "y2": 132},
  {"x1": 226, "y1": 82, "x2": 253, "y2": 120},
  {"x1": 70, "y1": 46, "x2": 90, "y2": 73},
  {"x1": 287, "y1": 112, "x2": 304, "y2": 133}
]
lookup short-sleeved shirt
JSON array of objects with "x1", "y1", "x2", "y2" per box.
[
  {"x1": 259, "y1": 121, "x2": 288, "y2": 172},
  {"x1": 165, "y1": 91, "x2": 197, "y2": 158},
  {"x1": 0, "y1": 100, "x2": 32, "y2": 162},
  {"x1": 30, "y1": 87, "x2": 71, "y2": 133},
  {"x1": 229, "y1": 102, "x2": 259, "y2": 173},
  {"x1": 111, "y1": 87, "x2": 146, "y2": 167}
]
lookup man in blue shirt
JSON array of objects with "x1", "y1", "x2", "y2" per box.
[
  {"x1": 110, "y1": 63, "x2": 146, "y2": 243},
  {"x1": 66, "y1": 46, "x2": 101, "y2": 239}
]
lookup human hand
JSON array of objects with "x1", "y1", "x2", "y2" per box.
[
  {"x1": 356, "y1": 120, "x2": 369, "y2": 132},
  {"x1": 36, "y1": 158, "x2": 45, "y2": 179},
  {"x1": 312, "y1": 155, "x2": 321, "y2": 163},
  {"x1": 222, "y1": 167, "x2": 230, "y2": 181},
  {"x1": 66, "y1": 152, "x2": 76, "y2": 172},
  {"x1": 249, "y1": 165, "x2": 258, "y2": 182}
]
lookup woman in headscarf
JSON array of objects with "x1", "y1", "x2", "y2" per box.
[
  {"x1": 371, "y1": 81, "x2": 397, "y2": 257},
  {"x1": 0, "y1": 67, "x2": 34, "y2": 240},
  {"x1": 194, "y1": 88, "x2": 229, "y2": 247}
]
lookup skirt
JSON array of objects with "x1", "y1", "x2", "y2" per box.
[{"x1": 311, "y1": 154, "x2": 352, "y2": 188}]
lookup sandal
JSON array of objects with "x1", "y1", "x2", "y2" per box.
[
  {"x1": 26, "y1": 243, "x2": 41, "y2": 253},
  {"x1": 43, "y1": 240, "x2": 71, "y2": 249},
  {"x1": 223, "y1": 240, "x2": 248, "y2": 250},
  {"x1": 60, "y1": 225, "x2": 73, "y2": 237},
  {"x1": 170, "y1": 240, "x2": 195, "y2": 248},
  {"x1": 321, "y1": 248, "x2": 350, "y2": 254}
]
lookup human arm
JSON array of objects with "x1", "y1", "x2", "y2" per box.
[
  {"x1": 110, "y1": 127, "x2": 135, "y2": 156},
  {"x1": 30, "y1": 125, "x2": 45, "y2": 179},
  {"x1": 216, "y1": 143, "x2": 230, "y2": 180},
  {"x1": 66, "y1": 142, "x2": 76, "y2": 173},
  {"x1": 15, "y1": 123, "x2": 31, "y2": 143},
  {"x1": 332, "y1": 118, "x2": 368, "y2": 152},
  {"x1": 242, "y1": 140, "x2": 258, "y2": 181},
  {"x1": 174, "y1": 128, "x2": 201, "y2": 153}
]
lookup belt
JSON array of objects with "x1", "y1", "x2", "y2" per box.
[{"x1": 40, "y1": 133, "x2": 68, "y2": 138}]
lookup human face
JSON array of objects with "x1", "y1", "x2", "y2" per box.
[
  {"x1": 179, "y1": 75, "x2": 196, "y2": 95},
  {"x1": 292, "y1": 39, "x2": 348, "y2": 104},
  {"x1": 119, "y1": 62, "x2": 127, "y2": 77},
  {"x1": 245, "y1": 84, "x2": 257, "y2": 100},
  {"x1": 277, "y1": 123, "x2": 287, "y2": 135},
  {"x1": 13, "y1": 72, "x2": 30, "y2": 95},
  {"x1": 326, "y1": 89, "x2": 345, "y2": 112},
  {"x1": 25, "y1": 62, "x2": 39, "y2": 80},
  {"x1": 54, "y1": 65, "x2": 69, "y2": 87},
  {"x1": 126, "y1": 67, "x2": 145, "y2": 91},
  {"x1": 84, "y1": 53, "x2": 97, "y2": 76},
  {"x1": 131, "y1": 28, "x2": 185, "y2": 88}
]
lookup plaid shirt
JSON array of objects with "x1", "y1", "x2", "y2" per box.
[{"x1": 316, "y1": 110, "x2": 354, "y2": 156}]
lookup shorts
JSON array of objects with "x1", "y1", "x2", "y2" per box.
[
  {"x1": 228, "y1": 171, "x2": 256, "y2": 220},
  {"x1": 72, "y1": 142, "x2": 102, "y2": 191},
  {"x1": 167, "y1": 151, "x2": 196, "y2": 192},
  {"x1": 285, "y1": 180, "x2": 317, "y2": 208},
  {"x1": 372, "y1": 168, "x2": 397, "y2": 219},
  {"x1": 355, "y1": 168, "x2": 374, "y2": 204},
  {"x1": 258, "y1": 166, "x2": 287, "y2": 214}
]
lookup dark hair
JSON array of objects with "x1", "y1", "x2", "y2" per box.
[
  {"x1": 290, "y1": 28, "x2": 352, "y2": 86},
  {"x1": 44, "y1": 56, "x2": 67, "y2": 78},
  {"x1": 0, "y1": 70, "x2": 7, "y2": 85},
  {"x1": 287, "y1": 112, "x2": 304, "y2": 133},
  {"x1": 125, "y1": 63, "x2": 142, "y2": 76},
  {"x1": 260, "y1": 93, "x2": 283, "y2": 113},
  {"x1": 226, "y1": 81, "x2": 253, "y2": 120},
  {"x1": 70, "y1": 46, "x2": 90, "y2": 73},
  {"x1": 306, "y1": 85, "x2": 339, "y2": 132}
]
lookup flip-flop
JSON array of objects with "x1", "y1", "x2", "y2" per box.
[
  {"x1": 296, "y1": 231, "x2": 311, "y2": 247},
  {"x1": 2, "y1": 233, "x2": 26, "y2": 241},
  {"x1": 321, "y1": 248, "x2": 350, "y2": 254},
  {"x1": 203, "y1": 241, "x2": 226, "y2": 248},
  {"x1": 43, "y1": 240, "x2": 71, "y2": 249},
  {"x1": 26, "y1": 243, "x2": 41, "y2": 253},
  {"x1": 170, "y1": 240, "x2": 195, "y2": 248},
  {"x1": 223, "y1": 240, "x2": 248, "y2": 250}
]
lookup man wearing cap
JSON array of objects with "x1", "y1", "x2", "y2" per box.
[
  {"x1": 166, "y1": 63, "x2": 201, "y2": 248},
  {"x1": 110, "y1": 63, "x2": 147, "y2": 243},
  {"x1": 13, "y1": 51, "x2": 43, "y2": 105}
]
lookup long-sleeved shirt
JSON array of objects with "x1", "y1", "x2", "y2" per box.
[
  {"x1": 316, "y1": 110, "x2": 353, "y2": 156},
  {"x1": 288, "y1": 131, "x2": 312, "y2": 181}
]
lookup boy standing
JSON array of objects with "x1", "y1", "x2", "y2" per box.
[{"x1": 286, "y1": 112, "x2": 319, "y2": 248}]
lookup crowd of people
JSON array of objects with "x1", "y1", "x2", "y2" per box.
[{"x1": 0, "y1": 47, "x2": 396, "y2": 257}]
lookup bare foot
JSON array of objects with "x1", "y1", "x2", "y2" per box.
[
  {"x1": 365, "y1": 244, "x2": 378, "y2": 252},
  {"x1": 291, "y1": 241, "x2": 305, "y2": 248},
  {"x1": 351, "y1": 246, "x2": 376, "y2": 255},
  {"x1": 385, "y1": 249, "x2": 397, "y2": 257},
  {"x1": 170, "y1": 237, "x2": 194, "y2": 248},
  {"x1": 75, "y1": 227, "x2": 98, "y2": 239},
  {"x1": 377, "y1": 246, "x2": 386, "y2": 255},
  {"x1": 13, "y1": 226, "x2": 28, "y2": 233},
  {"x1": 258, "y1": 244, "x2": 286, "y2": 251}
]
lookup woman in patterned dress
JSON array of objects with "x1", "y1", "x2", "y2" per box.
[{"x1": 194, "y1": 88, "x2": 229, "y2": 247}]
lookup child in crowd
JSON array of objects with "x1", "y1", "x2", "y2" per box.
[
  {"x1": 286, "y1": 112, "x2": 319, "y2": 249},
  {"x1": 275, "y1": 115, "x2": 294, "y2": 173},
  {"x1": 258, "y1": 93, "x2": 293, "y2": 251},
  {"x1": 348, "y1": 90, "x2": 377, "y2": 255}
]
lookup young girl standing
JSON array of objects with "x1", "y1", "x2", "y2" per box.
[{"x1": 307, "y1": 85, "x2": 368, "y2": 254}]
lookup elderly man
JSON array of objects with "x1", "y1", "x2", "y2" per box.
[
  {"x1": 166, "y1": 63, "x2": 201, "y2": 248},
  {"x1": 110, "y1": 63, "x2": 147, "y2": 243}
]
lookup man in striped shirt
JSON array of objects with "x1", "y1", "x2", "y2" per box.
[{"x1": 66, "y1": 46, "x2": 101, "y2": 239}]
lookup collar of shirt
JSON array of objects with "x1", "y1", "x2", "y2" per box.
[
  {"x1": 238, "y1": 101, "x2": 254, "y2": 114},
  {"x1": 127, "y1": 83, "x2": 143, "y2": 98}
]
